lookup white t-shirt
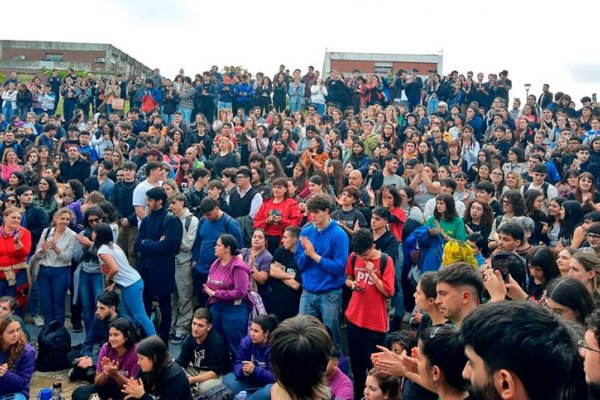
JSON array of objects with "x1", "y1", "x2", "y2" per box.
[
  {"x1": 98, "y1": 244, "x2": 140, "y2": 288},
  {"x1": 132, "y1": 179, "x2": 161, "y2": 226}
]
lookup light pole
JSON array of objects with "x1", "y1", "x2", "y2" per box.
[{"x1": 524, "y1": 83, "x2": 531, "y2": 98}]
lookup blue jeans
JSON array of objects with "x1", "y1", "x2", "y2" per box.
[
  {"x1": 289, "y1": 98, "x2": 303, "y2": 113},
  {"x1": 223, "y1": 372, "x2": 273, "y2": 400},
  {"x1": 79, "y1": 271, "x2": 104, "y2": 331},
  {"x1": 218, "y1": 101, "x2": 232, "y2": 112},
  {"x1": 119, "y1": 279, "x2": 156, "y2": 337},
  {"x1": 299, "y1": 289, "x2": 342, "y2": 348},
  {"x1": 180, "y1": 108, "x2": 192, "y2": 125},
  {"x1": 209, "y1": 302, "x2": 249, "y2": 361},
  {"x1": 0, "y1": 393, "x2": 26, "y2": 400},
  {"x1": 393, "y1": 243, "x2": 405, "y2": 318},
  {"x1": 37, "y1": 266, "x2": 70, "y2": 326},
  {"x1": 314, "y1": 103, "x2": 325, "y2": 116}
]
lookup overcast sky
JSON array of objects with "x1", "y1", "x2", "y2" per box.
[{"x1": 5, "y1": 0, "x2": 600, "y2": 105}]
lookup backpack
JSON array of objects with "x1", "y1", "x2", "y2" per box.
[
  {"x1": 350, "y1": 252, "x2": 389, "y2": 277},
  {"x1": 195, "y1": 383, "x2": 234, "y2": 400},
  {"x1": 36, "y1": 320, "x2": 71, "y2": 371}
]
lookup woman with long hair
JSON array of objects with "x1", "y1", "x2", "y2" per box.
[
  {"x1": 467, "y1": 149, "x2": 492, "y2": 183},
  {"x1": 0, "y1": 207, "x2": 31, "y2": 304},
  {"x1": 502, "y1": 146, "x2": 527, "y2": 175},
  {"x1": 557, "y1": 200, "x2": 584, "y2": 249},
  {"x1": 22, "y1": 148, "x2": 42, "y2": 188},
  {"x1": 35, "y1": 208, "x2": 77, "y2": 327},
  {"x1": 254, "y1": 178, "x2": 302, "y2": 254},
  {"x1": 460, "y1": 125, "x2": 480, "y2": 169},
  {"x1": 0, "y1": 315, "x2": 36, "y2": 399},
  {"x1": 33, "y1": 176, "x2": 60, "y2": 219},
  {"x1": 326, "y1": 159, "x2": 345, "y2": 197},
  {"x1": 416, "y1": 141, "x2": 437, "y2": 166},
  {"x1": 570, "y1": 172, "x2": 600, "y2": 214},
  {"x1": 223, "y1": 314, "x2": 279, "y2": 399},
  {"x1": 291, "y1": 163, "x2": 310, "y2": 200},
  {"x1": 545, "y1": 277, "x2": 595, "y2": 325},
  {"x1": 348, "y1": 140, "x2": 372, "y2": 178},
  {"x1": 94, "y1": 223, "x2": 156, "y2": 337},
  {"x1": 363, "y1": 369, "x2": 400, "y2": 400},
  {"x1": 264, "y1": 155, "x2": 286, "y2": 185},
  {"x1": 122, "y1": 336, "x2": 193, "y2": 400},
  {"x1": 543, "y1": 197, "x2": 566, "y2": 247},
  {"x1": 71, "y1": 318, "x2": 139, "y2": 400},
  {"x1": 272, "y1": 139, "x2": 295, "y2": 177},
  {"x1": 398, "y1": 186, "x2": 424, "y2": 223},
  {"x1": 523, "y1": 189, "x2": 548, "y2": 245},
  {"x1": 503, "y1": 170, "x2": 524, "y2": 193},
  {"x1": 489, "y1": 190, "x2": 526, "y2": 242},
  {"x1": 0, "y1": 149, "x2": 22, "y2": 182},
  {"x1": 4, "y1": 172, "x2": 25, "y2": 195},
  {"x1": 527, "y1": 246, "x2": 561, "y2": 301},
  {"x1": 203, "y1": 234, "x2": 253, "y2": 360},
  {"x1": 440, "y1": 140, "x2": 467, "y2": 176},
  {"x1": 427, "y1": 193, "x2": 467, "y2": 241},
  {"x1": 490, "y1": 167, "x2": 505, "y2": 199},
  {"x1": 464, "y1": 199, "x2": 494, "y2": 241},
  {"x1": 568, "y1": 251, "x2": 600, "y2": 302},
  {"x1": 558, "y1": 169, "x2": 580, "y2": 199},
  {"x1": 74, "y1": 207, "x2": 107, "y2": 331}
]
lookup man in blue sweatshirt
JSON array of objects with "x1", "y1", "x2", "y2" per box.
[{"x1": 295, "y1": 193, "x2": 349, "y2": 348}]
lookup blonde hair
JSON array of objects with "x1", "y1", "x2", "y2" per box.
[
  {"x1": 52, "y1": 207, "x2": 75, "y2": 226},
  {"x1": 3, "y1": 206, "x2": 22, "y2": 218}
]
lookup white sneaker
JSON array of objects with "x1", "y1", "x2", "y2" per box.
[{"x1": 33, "y1": 315, "x2": 44, "y2": 327}]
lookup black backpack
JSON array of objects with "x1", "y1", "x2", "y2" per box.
[{"x1": 36, "y1": 320, "x2": 71, "y2": 371}]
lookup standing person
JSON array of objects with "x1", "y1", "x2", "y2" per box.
[
  {"x1": 168, "y1": 193, "x2": 199, "y2": 345},
  {"x1": 266, "y1": 226, "x2": 302, "y2": 322},
  {"x1": 344, "y1": 229, "x2": 394, "y2": 399},
  {"x1": 132, "y1": 161, "x2": 163, "y2": 228},
  {"x1": 0, "y1": 207, "x2": 31, "y2": 308},
  {"x1": 94, "y1": 223, "x2": 155, "y2": 337},
  {"x1": 253, "y1": 177, "x2": 302, "y2": 254},
  {"x1": 175, "y1": 308, "x2": 230, "y2": 397},
  {"x1": 294, "y1": 193, "x2": 349, "y2": 348},
  {"x1": 109, "y1": 161, "x2": 139, "y2": 268},
  {"x1": 0, "y1": 316, "x2": 36, "y2": 400},
  {"x1": 35, "y1": 208, "x2": 77, "y2": 327},
  {"x1": 192, "y1": 197, "x2": 243, "y2": 307},
  {"x1": 203, "y1": 234, "x2": 252, "y2": 360},
  {"x1": 134, "y1": 187, "x2": 183, "y2": 345},
  {"x1": 121, "y1": 336, "x2": 193, "y2": 400}
]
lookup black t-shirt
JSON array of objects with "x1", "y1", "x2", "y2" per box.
[
  {"x1": 267, "y1": 247, "x2": 302, "y2": 321},
  {"x1": 331, "y1": 207, "x2": 368, "y2": 239}
]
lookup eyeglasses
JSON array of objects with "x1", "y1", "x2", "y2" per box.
[
  {"x1": 587, "y1": 233, "x2": 600, "y2": 239},
  {"x1": 5, "y1": 199, "x2": 16, "y2": 204},
  {"x1": 88, "y1": 218, "x2": 101, "y2": 224},
  {"x1": 578, "y1": 339, "x2": 600, "y2": 355},
  {"x1": 236, "y1": 175, "x2": 248, "y2": 180}
]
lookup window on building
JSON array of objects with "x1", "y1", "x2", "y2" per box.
[
  {"x1": 44, "y1": 53, "x2": 64, "y2": 61},
  {"x1": 94, "y1": 57, "x2": 106, "y2": 63},
  {"x1": 374, "y1": 62, "x2": 394, "y2": 75},
  {"x1": 13, "y1": 55, "x2": 26, "y2": 61}
]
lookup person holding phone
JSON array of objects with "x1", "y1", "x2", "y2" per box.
[{"x1": 0, "y1": 207, "x2": 31, "y2": 303}]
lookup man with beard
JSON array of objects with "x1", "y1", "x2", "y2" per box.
[
  {"x1": 434, "y1": 262, "x2": 483, "y2": 328},
  {"x1": 67, "y1": 291, "x2": 121, "y2": 382},
  {"x1": 583, "y1": 310, "x2": 600, "y2": 398},
  {"x1": 461, "y1": 301, "x2": 575, "y2": 400}
]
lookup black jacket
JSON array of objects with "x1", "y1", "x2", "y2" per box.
[
  {"x1": 374, "y1": 230, "x2": 399, "y2": 262},
  {"x1": 109, "y1": 180, "x2": 138, "y2": 226},
  {"x1": 138, "y1": 363, "x2": 193, "y2": 400},
  {"x1": 22, "y1": 204, "x2": 49, "y2": 255},
  {"x1": 175, "y1": 329, "x2": 231, "y2": 376},
  {"x1": 59, "y1": 157, "x2": 91, "y2": 184}
]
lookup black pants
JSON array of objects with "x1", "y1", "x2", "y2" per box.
[
  {"x1": 266, "y1": 235, "x2": 281, "y2": 255},
  {"x1": 143, "y1": 292, "x2": 172, "y2": 344},
  {"x1": 70, "y1": 262, "x2": 82, "y2": 327},
  {"x1": 347, "y1": 321, "x2": 386, "y2": 400},
  {"x1": 193, "y1": 269, "x2": 210, "y2": 308},
  {"x1": 72, "y1": 383, "x2": 124, "y2": 400}
]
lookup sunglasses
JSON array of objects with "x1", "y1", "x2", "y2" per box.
[
  {"x1": 88, "y1": 218, "x2": 101, "y2": 224},
  {"x1": 5, "y1": 199, "x2": 16, "y2": 204}
]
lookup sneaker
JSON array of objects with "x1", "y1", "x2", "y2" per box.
[
  {"x1": 72, "y1": 323, "x2": 84, "y2": 333},
  {"x1": 32, "y1": 315, "x2": 44, "y2": 327},
  {"x1": 170, "y1": 334, "x2": 186, "y2": 345}
]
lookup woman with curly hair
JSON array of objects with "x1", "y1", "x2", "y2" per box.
[
  {"x1": 464, "y1": 199, "x2": 494, "y2": 241},
  {"x1": 0, "y1": 315, "x2": 36, "y2": 399},
  {"x1": 33, "y1": 176, "x2": 60, "y2": 219}
]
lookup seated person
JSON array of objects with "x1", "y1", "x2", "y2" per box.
[
  {"x1": 175, "y1": 308, "x2": 231, "y2": 396},
  {"x1": 0, "y1": 296, "x2": 29, "y2": 341},
  {"x1": 0, "y1": 316, "x2": 36, "y2": 400},
  {"x1": 68, "y1": 291, "x2": 121, "y2": 383},
  {"x1": 223, "y1": 315, "x2": 279, "y2": 400},
  {"x1": 325, "y1": 347, "x2": 353, "y2": 400},
  {"x1": 72, "y1": 318, "x2": 139, "y2": 400}
]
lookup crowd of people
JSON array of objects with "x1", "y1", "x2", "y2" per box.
[{"x1": 0, "y1": 63, "x2": 599, "y2": 399}]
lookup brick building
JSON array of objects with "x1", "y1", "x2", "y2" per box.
[
  {"x1": 0, "y1": 40, "x2": 152, "y2": 79},
  {"x1": 323, "y1": 51, "x2": 443, "y2": 77}
]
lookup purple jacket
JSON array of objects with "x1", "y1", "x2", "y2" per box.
[
  {"x1": 0, "y1": 343, "x2": 35, "y2": 398},
  {"x1": 206, "y1": 256, "x2": 252, "y2": 306},
  {"x1": 233, "y1": 335, "x2": 275, "y2": 386}
]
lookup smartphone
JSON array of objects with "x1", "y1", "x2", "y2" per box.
[
  {"x1": 271, "y1": 210, "x2": 281, "y2": 217},
  {"x1": 593, "y1": 93, "x2": 597, "y2": 103},
  {"x1": 491, "y1": 253, "x2": 511, "y2": 282}
]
